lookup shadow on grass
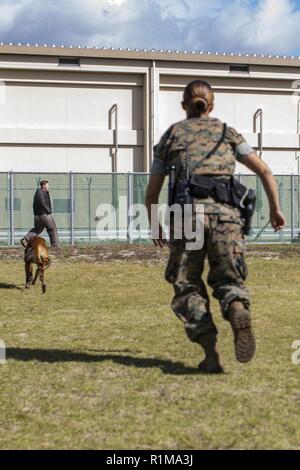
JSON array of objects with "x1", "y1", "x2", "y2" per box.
[
  {"x1": 6, "y1": 347, "x2": 207, "y2": 376},
  {"x1": 0, "y1": 282, "x2": 23, "y2": 291}
]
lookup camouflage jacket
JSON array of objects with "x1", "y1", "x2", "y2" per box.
[{"x1": 151, "y1": 116, "x2": 254, "y2": 214}]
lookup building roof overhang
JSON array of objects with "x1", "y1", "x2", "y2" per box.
[{"x1": 0, "y1": 42, "x2": 300, "y2": 67}]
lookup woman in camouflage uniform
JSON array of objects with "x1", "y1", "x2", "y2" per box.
[{"x1": 145, "y1": 80, "x2": 285, "y2": 373}]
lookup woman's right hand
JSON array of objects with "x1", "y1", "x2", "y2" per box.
[{"x1": 270, "y1": 208, "x2": 286, "y2": 231}]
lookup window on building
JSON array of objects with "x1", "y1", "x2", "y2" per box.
[
  {"x1": 58, "y1": 57, "x2": 80, "y2": 67},
  {"x1": 230, "y1": 64, "x2": 249, "y2": 73}
]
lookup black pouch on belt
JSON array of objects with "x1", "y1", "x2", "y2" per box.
[
  {"x1": 189, "y1": 174, "x2": 215, "y2": 198},
  {"x1": 214, "y1": 179, "x2": 230, "y2": 204}
]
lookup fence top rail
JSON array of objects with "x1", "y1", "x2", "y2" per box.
[
  {"x1": 1, "y1": 172, "x2": 149, "y2": 176},
  {"x1": 2, "y1": 172, "x2": 300, "y2": 177}
]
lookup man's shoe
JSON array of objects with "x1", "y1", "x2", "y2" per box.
[
  {"x1": 228, "y1": 301, "x2": 256, "y2": 363},
  {"x1": 198, "y1": 332, "x2": 224, "y2": 374}
]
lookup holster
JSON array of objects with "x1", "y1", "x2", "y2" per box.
[
  {"x1": 230, "y1": 176, "x2": 248, "y2": 207},
  {"x1": 168, "y1": 165, "x2": 177, "y2": 206},
  {"x1": 241, "y1": 189, "x2": 256, "y2": 236}
]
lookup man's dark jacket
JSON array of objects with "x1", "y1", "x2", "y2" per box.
[{"x1": 33, "y1": 189, "x2": 52, "y2": 216}]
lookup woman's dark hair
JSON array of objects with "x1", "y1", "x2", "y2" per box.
[{"x1": 183, "y1": 80, "x2": 214, "y2": 117}]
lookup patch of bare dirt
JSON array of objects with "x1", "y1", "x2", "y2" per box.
[
  {"x1": 1, "y1": 242, "x2": 299, "y2": 263},
  {"x1": 0, "y1": 243, "x2": 169, "y2": 264}
]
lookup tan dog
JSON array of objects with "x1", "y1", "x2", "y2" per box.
[{"x1": 24, "y1": 236, "x2": 51, "y2": 293}]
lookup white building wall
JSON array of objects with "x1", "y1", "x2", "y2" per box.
[
  {"x1": 0, "y1": 69, "x2": 145, "y2": 172},
  {"x1": 0, "y1": 46, "x2": 299, "y2": 174}
]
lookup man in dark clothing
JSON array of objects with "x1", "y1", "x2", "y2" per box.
[{"x1": 21, "y1": 180, "x2": 59, "y2": 247}]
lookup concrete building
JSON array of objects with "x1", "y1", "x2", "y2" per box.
[{"x1": 0, "y1": 43, "x2": 299, "y2": 174}]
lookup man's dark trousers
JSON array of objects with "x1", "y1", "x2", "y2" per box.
[
  {"x1": 24, "y1": 187, "x2": 59, "y2": 247},
  {"x1": 26, "y1": 214, "x2": 59, "y2": 247}
]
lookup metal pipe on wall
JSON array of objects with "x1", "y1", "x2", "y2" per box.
[
  {"x1": 253, "y1": 109, "x2": 263, "y2": 228},
  {"x1": 253, "y1": 108, "x2": 263, "y2": 159},
  {"x1": 109, "y1": 103, "x2": 119, "y2": 173}
]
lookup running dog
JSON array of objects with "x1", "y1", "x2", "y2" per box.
[{"x1": 24, "y1": 236, "x2": 51, "y2": 293}]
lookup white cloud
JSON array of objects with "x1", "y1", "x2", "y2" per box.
[
  {"x1": 157, "y1": 0, "x2": 223, "y2": 20},
  {"x1": 0, "y1": 0, "x2": 24, "y2": 34},
  {"x1": 254, "y1": 0, "x2": 300, "y2": 51},
  {"x1": 210, "y1": 0, "x2": 300, "y2": 54},
  {"x1": 0, "y1": 0, "x2": 299, "y2": 55}
]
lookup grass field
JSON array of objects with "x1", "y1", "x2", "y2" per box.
[{"x1": 0, "y1": 245, "x2": 300, "y2": 450}]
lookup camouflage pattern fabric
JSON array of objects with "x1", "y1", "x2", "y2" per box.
[
  {"x1": 165, "y1": 203, "x2": 250, "y2": 343},
  {"x1": 154, "y1": 116, "x2": 246, "y2": 176}
]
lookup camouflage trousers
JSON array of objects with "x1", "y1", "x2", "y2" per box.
[{"x1": 165, "y1": 207, "x2": 250, "y2": 343}]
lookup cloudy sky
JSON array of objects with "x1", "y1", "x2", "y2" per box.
[{"x1": 0, "y1": 0, "x2": 300, "y2": 56}]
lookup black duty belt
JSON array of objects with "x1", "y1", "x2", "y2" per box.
[{"x1": 189, "y1": 174, "x2": 247, "y2": 208}]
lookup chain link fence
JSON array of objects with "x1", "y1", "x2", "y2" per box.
[{"x1": 0, "y1": 172, "x2": 299, "y2": 245}]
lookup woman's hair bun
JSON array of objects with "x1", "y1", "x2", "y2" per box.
[{"x1": 191, "y1": 97, "x2": 208, "y2": 113}]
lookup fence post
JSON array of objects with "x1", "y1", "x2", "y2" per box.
[
  {"x1": 87, "y1": 177, "x2": 92, "y2": 244},
  {"x1": 9, "y1": 171, "x2": 14, "y2": 246},
  {"x1": 69, "y1": 171, "x2": 74, "y2": 245},
  {"x1": 291, "y1": 174, "x2": 295, "y2": 243},
  {"x1": 127, "y1": 172, "x2": 133, "y2": 243}
]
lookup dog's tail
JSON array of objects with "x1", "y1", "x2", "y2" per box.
[{"x1": 41, "y1": 257, "x2": 51, "y2": 270}]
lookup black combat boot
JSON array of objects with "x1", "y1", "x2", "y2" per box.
[
  {"x1": 228, "y1": 301, "x2": 256, "y2": 363},
  {"x1": 198, "y1": 332, "x2": 224, "y2": 374}
]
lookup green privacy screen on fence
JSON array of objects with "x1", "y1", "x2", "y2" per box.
[{"x1": 0, "y1": 172, "x2": 299, "y2": 245}]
